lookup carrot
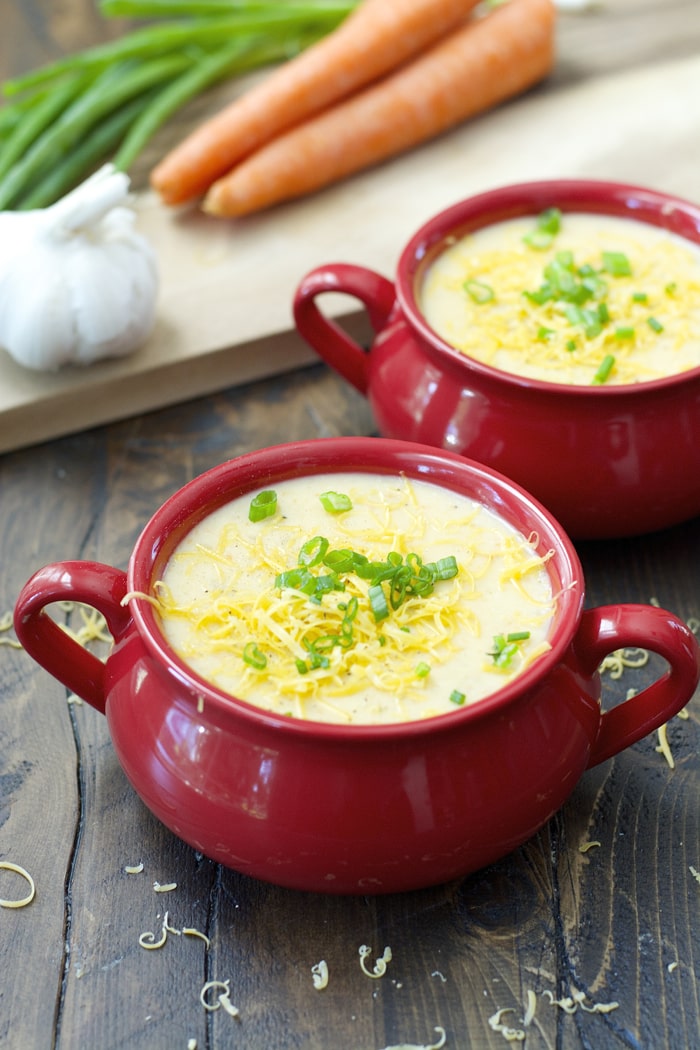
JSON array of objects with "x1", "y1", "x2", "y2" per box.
[
  {"x1": 202, "y1": 0, "x2": 556, "y2": 219},
  {"x1": 150, "y1": 0, "x2": 483, "y2": 205}
]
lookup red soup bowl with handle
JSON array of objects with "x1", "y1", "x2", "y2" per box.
[
  {"x1": 293, "y1": 179, "x2": 700, "y2": 539},
  {"x1": 14, "y1": 438, "x2": 700, "y2": 894}
]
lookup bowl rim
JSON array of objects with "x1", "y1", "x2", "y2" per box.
[
  {"x1": 125, "y1": 437, "x2": 585, "y2": 742},
  {"x1": 397, "y1": 177, "x2": 700, "y2": 397}
]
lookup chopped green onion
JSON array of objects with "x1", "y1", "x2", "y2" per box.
[
  {"x1": 632, "y1": 291, "x2": 648, "y2": 303},
  {"x1": 647, "y1": 316, "x2": 664, "y2": 333},
  {"x1": 665, "y1": 282, "x2": 678, "y2": 296},
  {"x1": 249, "y1": 489, "x2": 277, "y2": 522},
  {"x1": 537, "y1": 326, "x2": 555, "y2": 341},
  {"x1": 506, "y1": 631, "x2": 530, "y2": 642},
  {"x1": 369, "y1": 584, "x2": 389, "y2": 622},
  {"x1": 449, "y1": 690, "x2": 466, "y2": 706},
  {"x1": 319, "y1": 491, "x2": 352, "y2": 513},
  {"x1": 614, "y1": 326, "x2": 635, "y2": 340},
  {"x1": 601, "y1": 251, "x2": 632, "y2": 277},
  {"x1": 323, "y1": 548, "x2": 357, "y2": 574},
  {"x1": 463, "y1": 278, "x2": 494, "y2": 304},
  {"x1": 592, "y1": 354, "x2": 616, "y2": 385},
  {"x1": 415, "y1": 662, "x2": 431, "y2": 678},
  {"x1": 242, "y1": 642, "x2": 267, "y2": 670},
  {"x1": 523, "y1": 207, "x2": 561, "y2": 249},
  {"x1": 298, "y1": 535, "x2": 329, "y2": 568},
  {"x1": 566, "y1": 339, "x2": 577, "y2": 352}
]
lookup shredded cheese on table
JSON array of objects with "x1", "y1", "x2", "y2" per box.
[
  {"x1": 311, "y1": 960, "x2": 329, "y2": 990},
  {"x1": 359, "y1": 945, "x2": 393, "y2": 979},
  {"x1": 378, "y1": 1027, "x2": 446, "y2": 1050},
  {"x1": 0, "y1": 861, "x2": 36, "y2": 908}
]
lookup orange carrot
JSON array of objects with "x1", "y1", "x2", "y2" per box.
[
  {"x1": 151, "y1": 0, "x2": 483, "y2": 205},
  {"x1": 203, "y1": 0, "x2": 555, "y2": 219}
]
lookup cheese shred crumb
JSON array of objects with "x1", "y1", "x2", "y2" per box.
[
  {"x1": 311, "y1": 960, "x2": 329, "y2": 990},
  {"x1": 543, "y1": 989, "x2": 619, "y2": 1014},
  {"x1": 0, "y1": 861, "x2": 36, "y2": 908},
  {"x1": 579, "y1": 841, "x2": 601, "y2": 853},
  {"x1": 153, "y1": 881, "x2": 178, "y2": 893},
  {"x1": 200, "y1": 979, "x2": 239, "y2": 1018},
  {"x1": 0, "y1": 610, "x2": 22, "y2": 649},
  {"x1": 360, "y1": 944, "x2": 393, "y2": 978},
  {"x1": 124, "y1": 862, "x2": 144, "y2": 874},
  {"x1": 378, "y1": 1026, "x2": 447, "y2": 1050},
  {"x1": 488, "y1": 1008, "x2": 525, "y2": 1042}
]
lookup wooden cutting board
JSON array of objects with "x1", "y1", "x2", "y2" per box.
[{"x1": 1, "y1": 51, "x2": 699, "y2": 455}]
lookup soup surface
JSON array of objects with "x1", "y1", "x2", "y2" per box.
[
  {"x1": 419, "y1": 211, "x2": 700, "y2": 386},
  {"x1": 153, "y1": 473, "x2": 556, "y2": 725}
]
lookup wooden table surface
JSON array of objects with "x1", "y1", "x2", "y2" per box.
[{"x1": 1, "y1": 3, "x2": 699, "y2": 1048}]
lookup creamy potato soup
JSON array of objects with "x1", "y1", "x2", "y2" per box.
[
  {"x1": 152, "y1": 473, "x2": 556, "y2": 725},
  {"x1": 419, "y1": 211, "x2": 700, "y2": 386}
]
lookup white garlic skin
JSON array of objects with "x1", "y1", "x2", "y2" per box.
[{"x1": 0, "y1": 165, "x2": 159, "y2": 371}]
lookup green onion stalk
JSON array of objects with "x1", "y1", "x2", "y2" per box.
[{"x1": 0, "y1": 0, "x2": 358, "y2": 210}]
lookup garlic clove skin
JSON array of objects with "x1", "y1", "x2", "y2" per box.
[{"x1": 0, "y1": 164, "x2": 159, "y2": 372}]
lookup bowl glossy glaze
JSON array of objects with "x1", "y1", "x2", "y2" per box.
[
  {"x1": 293, "y1": 180, "x2": 700, "y2": 539},
  {"x1": 14, "y1": 439, "x2": 700, "y2": 893}
]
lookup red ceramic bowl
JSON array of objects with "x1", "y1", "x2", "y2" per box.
[
  {"x1": 293, "y1": 180, "x2": 700, "y2": 539},
  {"x1": 13, "y1": 439, "x2": 700, "y2": 894}
]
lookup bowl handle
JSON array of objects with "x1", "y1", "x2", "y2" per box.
[
  {"x1": 14, "y1": 561, "x2": 133, "y2": 715},
  {"x1": 574, "y1": 604, "x2": 700, "y2": 768},
  {"x1": 293, "y1": 263, "x2": 396, "y2": 395}
]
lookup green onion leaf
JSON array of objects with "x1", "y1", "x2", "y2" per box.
[
  {"x1": 319, "y1": 491, "x2": 352, "y2": 513},
  {"x1": 415, "y1": 662, "x2": 431, "y2": 678},
  {"x1": 369, "y1": 584, "x2": 389, "y2": 622},
  {"x1": 632, "y1": 291, "x2": 648, "y2": 303},
  {"x1": 614, "y1": 326, "x2": 635, "y2": 340},
  {"x1": 647, "y1": 316, "x2": 664, "y2": 333},
  {"x1": 601, "y1": 251, "x2": 632, "y2": 277},
  {"x1": 242, "y1": 642, "x2": 267, "y2": 670},
  {"x1": 506, "y1": 631, "x2": 530, "y2": 642},
  {"x1": 249, "y1": 489, "x2": 277, "y2": 522},
  {"x1": 463, "y1": 278, "x2": 494, "y2": 304},
  {"x1": 298, "y1": 535, "x2": 329, "y2": 568},
  {"x1": 592, "y1": 354, "x2": 616, "y2": 385},
  {"x1": 449, "y1": 689, "x2": 466, "y2": 706}
]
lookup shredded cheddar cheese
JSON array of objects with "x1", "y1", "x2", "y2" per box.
[
  {"x1": 488, "y1": 1008, "x2": 525, "y2": 1042},
  {"x1": 311, "y1": 960, "x2": 329, "y2": 990},
  {"x1": 0, "y1": 861, "x2": 36, "y2": 908},
  {"x1": 420, "y1": 212, "x2": 700, "y2": 386},
  {"x1": 200, "y1": 979, "x2": 239, "y2": 1018},
  {"x1": 0, "y1": 610, "x2": 21, "y2": 649},
  {"x1": 153, "y1": 474, "x2": 556, "y2": 725},
  {"x1": 124, "y1": 862, "x2": 144, "y2": 874},
  {"x1": 378, "y1": 1028, "x2": 446, "y2": 1050},
  {"x1": 360, "y1": 944, "x2": 393, "y2": 979}
]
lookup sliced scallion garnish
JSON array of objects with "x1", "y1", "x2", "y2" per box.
[
  {"x1": 592, "y1": 354, "x2": 616, "y2": 385},
  {"x1": 601, "y1": 251, "x2": 632, "y2": 277},
  {"x1": 463, "y1": 278, "x2": 494, "y2": 304},
  {"x1": 248, "y1": 489, "x2": 277, "y2": 522},
  {"x1": 319, "y1": 490, "x2": 352, "y2": 513},
  {"x1": 242, "y1": 642, "x2": 267, "y2": 670}
]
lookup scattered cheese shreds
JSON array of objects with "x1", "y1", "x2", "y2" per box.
[
  {"x1": 378, "y1": 1027, "x2": 447, "y2": 1050},
  {"x1": 488, "y1": 1008, "x2": 525, "y2": 1042},
  {"x1": 124, "y1": 862, "x2": 144, "y2": 874},
  {"x1": 153, "y1": 881, "x2": 178, "y2": 893},
  {"x1": 312, "y1": 960, "x2": 329, "y2": 990},
  {"x1": 0, "y1": 610, "x2": 21, "y2": 649},
  {"x1": 579, "y1": 840, "x2": 602, "y2": 853},
  {"x1": 599, "y1": 646, "x2": 649, "y2": 680},
  {"x1": 690, "y1": 865, "x2": 700, "y2": 886},
  {"x1": 656, "y1": 723, "x2": 675, "y2": 769},
  {"x1": 543, "y1": 989, "x2": 619, "y2": 1015},
  {"x1": 522, "y1": 989, "x2": 537, "y2": 1027},
  {"x1": 0, "y1": 861, "x2": 36, "y2": 908},
  {"x1": 360, "y1": 944, "x2": 393, "y2": 978},
  {"x1": 200, "y1": 979, "x2": 239, "y2": 1018}
]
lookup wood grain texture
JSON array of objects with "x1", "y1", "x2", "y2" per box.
[{"x1": 1, "y1": 4, "x2": 699, "y2": 1049}]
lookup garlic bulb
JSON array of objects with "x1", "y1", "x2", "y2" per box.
[{"x1": 0, "y1": 164, "x2": 158, "y2": 371}]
